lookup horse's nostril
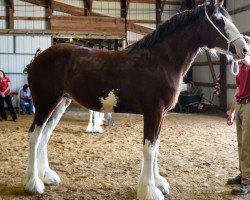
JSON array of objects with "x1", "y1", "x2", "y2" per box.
[{"x1": 243, "y1": 47, "x2": 248, "y2": 55}]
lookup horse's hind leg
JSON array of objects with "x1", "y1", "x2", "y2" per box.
[
  {"x1": 25, "y1": 96, "x2": 71, "y2": 194},
  {"x1": 107, "y1": 113, "x2": 114, "y2": 126},
  {"x1": 25, "y1": 124, "x2": 47, "y2": 194},
  {"x1": 37, "y1": 97, "x2": 72, "y2": 185}
]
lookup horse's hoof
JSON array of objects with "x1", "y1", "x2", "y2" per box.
[
  {"x1": 155, "y1": 176, "x2": 170, "y2": 196},
  {"x1": 137, "y1": 185, "x2": 164, "y2": 200},
  {"x1": 25, "y1": 176, "x2": 45, "y2": 194},
  {"x1": 159, "y1": 186, "x2": 169, "y2": 196},
  {"x1": 85, "y1": 128, "x2": 94, "y2": 133},
  {"x1": 44, "y1": 169, "x2": 61, "y2": 185},
  {"x1": 93, "y1": 128, "x2": 103, "y2": 133}
]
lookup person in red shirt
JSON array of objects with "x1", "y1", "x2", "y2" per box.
[
  {"x1": 227, "y1": 37, "x2": 250, "y2": 195},
  {"x1": 0, "y1": 70, "x2": 18, "y2": 122}
]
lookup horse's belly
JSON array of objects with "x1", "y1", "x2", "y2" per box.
[{"x1": 99, "y1": 90, "x2": 118, "y2": 112}]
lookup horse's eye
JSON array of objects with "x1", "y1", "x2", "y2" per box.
[{"x1": 217, "y1": 19, "x2": 225, "y2": 25}]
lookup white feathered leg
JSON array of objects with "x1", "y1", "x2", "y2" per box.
[
  {"x1": 137, "y1": 139, "x2": 164, "y2": 200},
  {"x1": 99, "y1": 112, "x2": 105, "y2": 125},
  {"x1": 93, "y1": 111, "x2": 103, "y2": 133},
  {"x1": 107, "y1": 113, "x2": 114, "y2": 126},
  {"x1": 86, "y1": 110, "x2": 94, "y2": 132},
  {"x1": 154, "y1": 139, "x2": 170, "y2": 195},
  {"x1": 37, "y1": 97, "x2": 71, "y2": 185},
  {"x1": 25, "y1": 125, "x2": 46, "y2": 194}
]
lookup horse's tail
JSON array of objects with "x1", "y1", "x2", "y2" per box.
[{"x1": 23, "y1": 48, "x2": 42, "y2": 73}]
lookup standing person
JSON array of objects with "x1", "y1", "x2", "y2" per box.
[
  {"x1": 20, "y1": 84, "x2": 34, "y2": 115},
  {"x1": 0, "y1": 70, "x2": 18, "y2": 122},
  {"x1": 227, "y1": 39, "x2": 250, "y2": 195}
]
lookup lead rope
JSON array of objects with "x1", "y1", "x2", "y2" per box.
[{"x1": 231, "y1": 60, "x2": 240, "y2": 75}]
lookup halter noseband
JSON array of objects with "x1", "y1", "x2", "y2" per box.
[{"x1": 204, "y1": 8, "x2": 243, "y2": 75}]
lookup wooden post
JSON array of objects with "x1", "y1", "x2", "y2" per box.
[
  {"x1": 84, "y1": 0, "x2": 93, "y2": 16},
  {"x1": 219, "y1": 54, "x2": 227, "y2": 111},
  {"x1": 114, "y1": 39, "x2": 118, "y2": 51},
  {"x1": 156, "y1": 0, "x2": 161, "y2": 26},
  {"x1": 47, "y1": 0, "x2": 53, "y2": 30},
  {"x1": 108, "y1": 40, "x2": 112, "y2": 50},
  {"x1": 8, "y1": 0, "x2": 14, "y2": 30},
  {"x1": 220, "y1": 0, "x2": 227, "y2": 111},
  {"x1": 121, "y1": 0, "x2": 127, "y2": 46},
  {"x1": 205, "y1": 50, "x2": 217, "y2": 84}
]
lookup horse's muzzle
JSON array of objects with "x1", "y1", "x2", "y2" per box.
[{"x1": 233, "y1": 38, "x2": 249, "y2": 60}]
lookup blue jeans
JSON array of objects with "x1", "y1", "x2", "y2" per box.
[{"x1": 20, "y1": 98, "x2": 34, "y2": 114}]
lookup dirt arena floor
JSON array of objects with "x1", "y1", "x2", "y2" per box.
[{"x1": 0, "y1": 105, "x2": 250, "y2": 200}]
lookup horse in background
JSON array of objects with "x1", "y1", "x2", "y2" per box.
[
  {"x1": 25, "y1": 1, "x2": 249, "y2": 200},
  {"x1": 85, "y1": 110, "x2": 114, "y2": 133}
]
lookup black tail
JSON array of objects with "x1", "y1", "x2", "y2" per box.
[{"x1": 23, "y1": 48, "x2": 42, "y2": 73}]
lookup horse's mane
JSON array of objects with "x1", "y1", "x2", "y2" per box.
[{"x1": 126, "y1": 5, "x2": 206, "y2": 51}]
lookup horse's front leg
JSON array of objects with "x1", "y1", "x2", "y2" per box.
[
  {"x1": 137, "y1": 111, "x2": 169, "y2": 200},
  {"x1": 154, "y1": 139, "x2": 170, "y2": 195}
]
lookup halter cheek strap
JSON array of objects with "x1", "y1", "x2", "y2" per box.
[{"x1": 204, "y1": 9, "x2": 243, "y2": 75}]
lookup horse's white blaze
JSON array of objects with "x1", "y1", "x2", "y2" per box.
[
  {"x1": 99, "y1": 90, "x2": 118, "y2": 112},
  {"x1": 214, "y1": 13, "x2": 247, "y2": 57},
  {"x1": 137, "y1": 139, "x2": 164, "y2": 200},
  {"x1": 220, "y1": 14, "x2": 240, "y2": 40}
]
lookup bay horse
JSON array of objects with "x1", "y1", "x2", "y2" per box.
[{"x1": 25, "y1": 0, "x2": 249, "y2": 199}]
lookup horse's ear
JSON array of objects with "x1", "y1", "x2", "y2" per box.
[
  {"x1": 210, "y1": 0, "x2": 224, "y2": 7},
  {"x1": 217, "y1": 0, "x2": 224, "y2": 7}
]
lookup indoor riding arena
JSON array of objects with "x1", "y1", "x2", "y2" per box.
[{"x1": 0, "y1": 1, "x2": 250, "y2": 200}]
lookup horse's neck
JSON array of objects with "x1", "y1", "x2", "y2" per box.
[{"x1": 153, "y1": 21, "x2": 201, "y2": 75}]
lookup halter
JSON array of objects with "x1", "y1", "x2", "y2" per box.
[{"x1": 204, "y1": 8, "x2": 243, "y2": 75}]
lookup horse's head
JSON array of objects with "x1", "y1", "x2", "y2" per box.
[{"x1": 200, "y1": 0, "x2": 248, "y2": 60}]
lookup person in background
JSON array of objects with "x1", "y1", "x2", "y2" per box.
[
  {"x1": 20, "y1": 84, "x2": 34, "y2": 115},
  {"x1": 0, "y1": 70, "x2": 18, "y2": 122},
  {"x1": 227, "y1": 36, "x2": 250, "y2": 195}
]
